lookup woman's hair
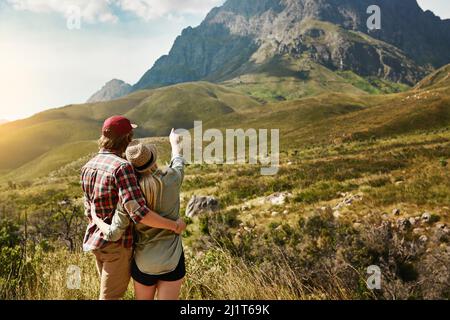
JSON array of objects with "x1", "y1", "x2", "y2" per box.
[
  {"x1": 139, "y1": 168, "x2": 163, "y2": 211},
  {"x1": 98, "y1": 132, "x2": 133, "y2": 154},
  {"x1": 137, "y1": 145, "x2": 161, "y2": 211}
]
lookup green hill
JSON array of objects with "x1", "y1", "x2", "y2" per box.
[
  {"x1": 2, "y1": 0, "x2": 450, "y2": 300},
  {"x1": 223, "y1": 59, "x2": 368, "y2": 102},
  {"x1": 282, "y1": 90, "x2": 450, "y2": 147},
  {"x1": 203, "y1": 87, "x2": 450, "y2": 148},
  {"x1": 0, "y1": 90, "x2": 151, "y2": 136},
  {"x1": 0, "y1": 119, "x2": 100, "y2": 171},
  {"x1": 1, "y1": 140, "x2": 98, "y2": 182},
  {"x1": 0, "y1": 82, "x2": 261, "y2": 174},
  {"x1": 414, "y1": 64, "x2": 450, "y2": 90},
  {"x1": 126, "y1": 82, "x2": 262, "y2": 136},
  {"x1": 2, "y1": 64, "x2": 450, "y2": 181}
]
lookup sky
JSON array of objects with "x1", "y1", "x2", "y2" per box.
[{"x1": 0, "y1": 0, "x2": 449, "y2": 121}]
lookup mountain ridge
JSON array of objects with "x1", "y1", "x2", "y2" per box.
[{"x1": 131, "y1": 0, "x2": 450, "y2": 93}]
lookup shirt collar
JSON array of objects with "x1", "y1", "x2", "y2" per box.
[{"x1": 99, "y1": 149, "x2": 118, "y2": 155}]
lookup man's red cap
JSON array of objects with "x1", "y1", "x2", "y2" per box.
[{"x1": 102, "y1": 116, "x2": 137, "y2": 137}]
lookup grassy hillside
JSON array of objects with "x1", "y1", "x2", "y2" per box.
[
  {"x1": 0, "y1": 119, "x2": 100, "y2": 171},
  {"x1": 1, "y1": 125, "x2": 449, "y2": 299},
  {"x1": 415, "y1": 64, "x2": 450, "y2": 90},
  {"x1": 1, "y1": 62, "x2": 449, "y2": 181},
  {"x1": 336, "y1": 71, "x2": 410, "y2": 94},
  {"x1": 126, "y1": 82, "x2": 262, "y2": 136},
  {"x1": 1, "y1": 71, "x2": 449, "y2": 299},
  {"x1": 206, "y1": 81, "x2": 450, "y2": 148},
  {"x1": 0, "y1": 141, "x2": 98, "y2": 182},
  {"x1": 2, "y1": 68, "x2": 450, "y2": 182},
  {"x1": 0, "y1": 90, "x2": 152, "y2": 136},
  {"x1": 0, "y1": 82, "x2": 261, "y2": 175},
  {"x1": 222, "y1": 58, "x2": 368, "y2": 102}
]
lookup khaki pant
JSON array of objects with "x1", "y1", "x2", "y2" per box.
[{"x1": 93, "y1": 243, "x2": 133, "y2": 300}]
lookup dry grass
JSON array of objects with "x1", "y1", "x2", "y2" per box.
[
  {"x1": 181, "y1": 247, "x2": 347, "y2": 300},
  {"x1": 2, "y1": 249, "x2": 100, "y2": 300},
  {"x1": 2, "y1": 246, "x2": 350, "y2": 300}
]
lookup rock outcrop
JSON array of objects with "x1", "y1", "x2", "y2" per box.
[{"x1": 185, "y1": 196, "x2": 220, "y2": 218}]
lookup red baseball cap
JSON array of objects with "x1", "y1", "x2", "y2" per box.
[{"x1": 102, "y1": 116, "x2": 137, "y2": 137}]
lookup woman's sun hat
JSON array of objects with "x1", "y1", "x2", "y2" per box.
[{"x1": 125, "y1": 141, "x2": 158, "y2": 173}]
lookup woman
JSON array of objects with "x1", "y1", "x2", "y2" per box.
[{"x1": 91, "y1": 128, "x2": 186, "y2": 300}]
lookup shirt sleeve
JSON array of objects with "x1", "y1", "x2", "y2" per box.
[
  {"x1": 169, "y1": 155, "x2": 186, "y2": 186},
  {"x1": 103, "y1": 205, "x2": 131, "y2": 242},
  {"x1": 115, "y1": 162, "x2": 150, "y2": 224},
  {"x1": 83, "y1": 195, "x2": 91, "y2": 218}
]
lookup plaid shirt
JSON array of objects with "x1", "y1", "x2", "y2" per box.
[{"x1": 80, "y1": 150, "x2": 150, "y2": 251}]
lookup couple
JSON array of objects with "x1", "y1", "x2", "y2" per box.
[{"x1": 81, "y1": 115, "x2": 188, "y2": 300}]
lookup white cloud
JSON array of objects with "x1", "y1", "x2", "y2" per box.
[
  {"x1": 6, "y1": 0, "x2": 225, "y2": 23},
  {"x1": 6, "y1": 0, "x2": 119, "y2": 23},
  {"x1": 117, "y1": 0, "x2": 223, "y2": 20}
]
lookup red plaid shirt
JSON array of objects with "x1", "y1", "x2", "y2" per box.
[{"x1": 80, "y1": 150, "x2": 150, "y2": 251}]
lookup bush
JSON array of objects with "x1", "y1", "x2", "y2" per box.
[
  {"x1": 0, "y1": 219, "x2": 43, "y2": 299},
  {"x1": 196, "y1": 207, "x2": 450, "y2": 300}
]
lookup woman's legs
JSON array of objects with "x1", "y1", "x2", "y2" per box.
[
  {"x1": 134, "y1": 280, "x2": 157, "y2": 300},
  {"x1": 133, "y1": 252, "x2": 185, "y2": 300},
  {"x1": 155, "y1": 278, "x2": 184, "y2": 300}
]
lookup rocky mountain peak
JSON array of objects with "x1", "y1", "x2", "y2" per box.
[
  {"x1": 93, "y1": 0, "x2": 447, "y2": 99},
  {"x1": 87, "y1": 79, "x2": 132, "y2": 103}
]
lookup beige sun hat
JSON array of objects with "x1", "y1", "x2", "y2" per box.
[{"x1": 126, "y1": 141, "x2": 158, "y2": 173}]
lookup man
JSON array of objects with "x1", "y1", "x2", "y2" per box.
[{"x1": 80, "y1": 115, "x2": 186, "y2": 300}]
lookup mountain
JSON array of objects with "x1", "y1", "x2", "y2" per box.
[
  {"x1": 132, "y1": 0, "x2": 450, "y2": 93},
  {"x1": 87, "y1": 79, "x2": 132, "y2": 103}
]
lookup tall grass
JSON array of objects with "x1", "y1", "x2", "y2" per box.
[
  {"x1": 1, "y1": 248, "x2": 99, "y2": 300},
  {"x1": 182, "y1": 248, "x2": 350, "y2": 300},
  {"x1": 1, "y1": 246, "x2": 349, "y2": 300}
]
